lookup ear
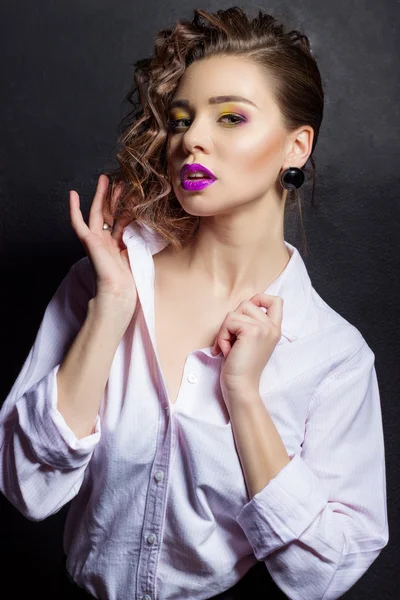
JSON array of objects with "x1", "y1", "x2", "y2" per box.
[{"x1": 285, "y1": 125, "x2": 314, "y2": 168}]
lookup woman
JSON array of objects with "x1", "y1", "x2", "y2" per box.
[{"x1": 0, "y1": 6, "x2": 388, "y2": 600}]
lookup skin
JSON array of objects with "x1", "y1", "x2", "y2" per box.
[{"x1": 165, "y1": 54, "x2": 314, "y2": 301}]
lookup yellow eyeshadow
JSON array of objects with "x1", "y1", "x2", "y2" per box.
[
  {"x1": 169, "y1": 104, "x2": 242, "y2": 119},
  {"x1": 170, "y1": 111, "x2": 188, "y2": 120},
  {"x1": 219, "y1": 103, "x2": 239, "y2": 113}
]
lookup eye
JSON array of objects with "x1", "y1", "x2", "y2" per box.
[{"x1": 167, "y1": 113, "x2": 245, "y2": 132}]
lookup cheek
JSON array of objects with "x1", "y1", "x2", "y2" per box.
[{"x1": 232, "y1": 129, "x2": 284, "y2": 175}]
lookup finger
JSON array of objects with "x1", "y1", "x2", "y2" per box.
[
  {"x1": 69, "y1": 190, "x2": 91, "y2": 240},
  {"x1": 102, "y1": 222, "x2": 114, "y2": 234},
  {"x1": 235, "y1": 300, "x2": 270, "y2": 323},
  {"x1": 237, "y1": 303, "x2": 281, "y2": 344},
  {"x1": 249, "y1": 294, "x2": 283, "y2": 327},
  {"x1": 88, "y1": 174, "x2": 109, "y2": 233},
  {"x1": 212, "y1": 313, "x2": 255, "y2": 355},
  {"x1": 103, "y1": 205, "x2": 115, "y2": 235},
  {"x1": 106, "y1": 181, "x2": 127, "y2": 239},
  {"x1": 111, "y1": 216, "x2": 133, "y2": 244},
  {"x1": 106, "y1": 181, "x2": 127, "y2": 231}
]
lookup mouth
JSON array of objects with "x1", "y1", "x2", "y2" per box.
[
  {"x1": 180, "y1": 162, "x2": 216, "y2": 181},
  {"x1": 180, "y1": 178, "x2": 216, "y2": 191}
]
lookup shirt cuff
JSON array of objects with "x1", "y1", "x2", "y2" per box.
[
  {"x1": 236, "y1": 453, "x2": 329, "y2": 560},
  {"x1": 15, "y1": 364, "x2": 101, "y2": 469}
]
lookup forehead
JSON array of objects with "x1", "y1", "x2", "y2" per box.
[{"x1": 172, "y1": 55, "x2": 277, "y2": 110}]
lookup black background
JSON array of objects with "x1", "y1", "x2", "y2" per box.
[{"x1": 0, "y1": 1, "x2": 398, "y2": 598}]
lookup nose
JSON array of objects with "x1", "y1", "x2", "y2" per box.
[{"x1": 181, "y1": 117, "x2": 213, "y2": 155}]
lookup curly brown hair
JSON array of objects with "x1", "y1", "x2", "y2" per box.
[{"x1": 103, "y1": 5, "x2": 325, "y2": 256}]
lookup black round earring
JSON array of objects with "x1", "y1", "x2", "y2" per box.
[{"x1": 280, "y1": 167, "x2": 305, "y2": 190}]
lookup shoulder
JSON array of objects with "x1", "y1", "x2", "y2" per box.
[{"x1": 302, "y1": 285, "x2": 374, "y2": 375}]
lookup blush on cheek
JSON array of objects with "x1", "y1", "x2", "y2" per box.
[{"x1": 244, "y1": 132, "x2": 284, "y2": 174}]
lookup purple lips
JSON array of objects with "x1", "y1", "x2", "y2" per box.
[
  {"x1": 180, "y1": 162, "x2": 217, "y2": 191},
  {"x1": 181, "y1": 178, "x2": 216, "y2": 191}
]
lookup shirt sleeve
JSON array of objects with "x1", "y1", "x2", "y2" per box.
[
  {"x1": 0, "y1": 257, "x2": 102, "y2": 521},
  {"x1": 236, "y1": 339, "x2": 389, "y2": 600}
]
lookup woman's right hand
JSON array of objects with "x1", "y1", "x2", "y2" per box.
[{"x1": 69, "y1": 174, "x2": 138, "y2": 322}]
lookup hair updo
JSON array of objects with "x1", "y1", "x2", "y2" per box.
[{"x1": 104, "y1": 5, "x2": 325, "y2": 255}]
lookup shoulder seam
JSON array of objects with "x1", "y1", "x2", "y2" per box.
[{"x1": 305, "y1": 338, "x2": 370, "y2": 421}]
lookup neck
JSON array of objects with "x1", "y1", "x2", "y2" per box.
[{"x1": 167, "y1": 223, "x2": 291, "y2": 302}]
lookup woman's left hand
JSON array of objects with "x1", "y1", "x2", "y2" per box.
[{"x1": 211, "y1": 294, "x2": 283, "y2": 403}]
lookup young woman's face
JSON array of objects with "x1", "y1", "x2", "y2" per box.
[{"x1": 166, "y1": 55, "x2": 291, "y2": 217}]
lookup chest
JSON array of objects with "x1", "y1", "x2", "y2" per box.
[
  {"x1": 153, "y1": 252, "x2": 240, "y2": 406},
  {"x1": 153, "y1": 283, "x2": 226, "y2": 406},
  {"x1": 151, "y1": 246, "x2": 275, "y2": 406}
]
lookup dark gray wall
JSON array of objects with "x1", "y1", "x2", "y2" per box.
[{"x1": 0, "y1": 1, "x2": 398, "y2": 598}]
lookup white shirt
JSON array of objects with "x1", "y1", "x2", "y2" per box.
[{"x1": 0, "y1": 221, "x2": 389, "y2": 600}]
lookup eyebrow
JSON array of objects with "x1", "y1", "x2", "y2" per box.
[{"x1": 168, "y1": 95, "x2": 259, "y2": 110}]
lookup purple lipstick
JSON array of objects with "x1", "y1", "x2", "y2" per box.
[{"x1": 180, "y1": 162, "x2": 217, "y2": 191}]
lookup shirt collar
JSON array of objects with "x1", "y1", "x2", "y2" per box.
[{"x1": 123, "y1": 221, "x2": 312, "y2": 343}]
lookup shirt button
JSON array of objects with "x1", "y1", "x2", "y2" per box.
[
  {"x1": 187, "y1": 373, "x2": 198, "y2": 384},
  {"x1": 147, "y1": 533, "x2": 156, "y2": 545},
  {"x1": 142, "y1": 595, "x2": 152, "y2": 600},
  {"x1": 154, "y1": 470, "x2": 164, "y2": 482}
]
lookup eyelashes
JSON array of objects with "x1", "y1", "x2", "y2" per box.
[{"x1": 167, "y1": 113, "x2": 246, "y2": 132}]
